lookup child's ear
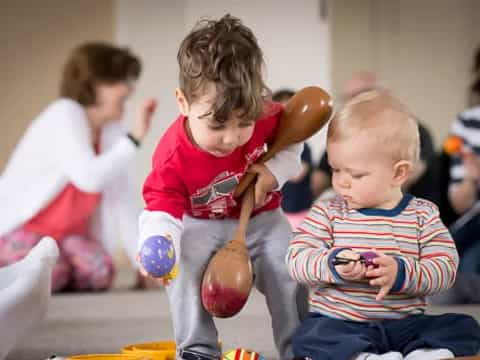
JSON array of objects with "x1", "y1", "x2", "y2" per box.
[
  {"x1": 392, "y1": 160, "x2": 412, "y2": 186},
  {"x1": 175, "y1": 88, "x2": 190, "y2": 116}
]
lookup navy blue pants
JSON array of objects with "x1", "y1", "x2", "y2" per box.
[{"x1": 292, "y1": 312, "x2": 480, "y2": 360}]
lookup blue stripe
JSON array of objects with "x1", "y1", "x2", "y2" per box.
[
  {"x1": 358, "y1": 194, "x2": 414, "y2": 217},
  {"x1": 328, "y1": 247, "x2": 351, "y2": 282},
  {"x1": 391, "y1": 257, "x2": 406, "y2": 292}
]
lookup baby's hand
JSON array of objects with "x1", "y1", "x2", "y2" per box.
[
  {"x1": 365, "y1": 251, "x2": 398, "y2": 301},
  {"x1": 247, "y1": 163, "x2": 278, "y2": 207},
  {"x1": 334, "y1": 250, "x2": 367, "y2": 281}
]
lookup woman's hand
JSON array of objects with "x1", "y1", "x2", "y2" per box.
[{"x1": 131, "y1": 98, "x2": 157, "y2": 142}]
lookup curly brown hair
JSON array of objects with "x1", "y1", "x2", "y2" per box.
[
  {"x1": 60, "y1": 42, "x2": 141, "y2": 106},
  {"x1": 177, "y1": 14, "x2": 270, "y2": 123}
]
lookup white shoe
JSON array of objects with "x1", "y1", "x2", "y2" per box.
[
  {"x1": 0, "y1": 237, "x2": 59, "y2": 360},
  {"x1": 353, "y1": 352, "x2": 404, "y2": 360},
  {"x1": 404, "y1": 348, "x2": 454, "y2": 360}
]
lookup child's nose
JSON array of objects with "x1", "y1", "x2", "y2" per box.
[
  {"x1": 338, "y1": 175, "x2": 351, "y2": 189},
  {"x1": 222, "y1": 130, "x2": 239, "y2": 145}
]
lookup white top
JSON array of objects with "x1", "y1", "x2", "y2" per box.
[{"x1": 0, "y1": 99, "x2": 140, "y2": 265}]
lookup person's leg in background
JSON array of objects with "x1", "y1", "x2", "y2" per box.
[
  {"x1": 430, "y1": 214, "x2": 480, "y2": 304},
  {"x1": 450, "y1": 214, "x2": 480, "y2": 260},
  {"x1": 0, "y1": 228, "x2": 70, "y2": 292},
  {"x1": 60, "y1": 234, "x2": 114, "y2": 291}
]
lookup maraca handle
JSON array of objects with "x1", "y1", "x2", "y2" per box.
[
  {"x1": 234, "y1": 172, "x2": 256, "y2": 198},
  {"x1": 233, "y1": 151, "x2": 273, "y2": 198},
  {"x1": 235, "y1": 184, "x2": 256, "y2": 240}
]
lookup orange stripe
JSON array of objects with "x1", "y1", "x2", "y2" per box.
[
  {"x1": 332, "y1": 216, "x2": 417, "y2": 225},
  {"x1": 334, "y1": 230, "x2": 417, "y2": 240}
]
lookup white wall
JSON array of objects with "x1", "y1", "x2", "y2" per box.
[
  {"x1": 331, "y1": 0, "x2": 480, "y2": 147},
  {"x1": 116, "y1": 0, "x2": 332, "y2": 196},
  {"x1": 0, "y1": 0, "x2": 115, "y2": 170},
  {"x1": 116, "y1": 0, "x2": 186, "y2": 201},
  {"x1": 185, "y1": 0, "x2": 331, "y2": 161}
]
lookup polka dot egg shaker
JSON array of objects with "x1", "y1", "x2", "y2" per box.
[{"x1": 140, "y1": 235, "x2": 176, "y2": 277}]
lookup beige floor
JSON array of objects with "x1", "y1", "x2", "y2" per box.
[{"x1": 7, "y1": 268, "x2": 480, "y2": 360}]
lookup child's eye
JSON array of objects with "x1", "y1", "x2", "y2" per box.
[
  {"x1": 352, "y1": 173, "x2": 366, "y2": 179},
  {"x1": 208, "y1": 124, "x2": 225, "y2": 130},
  {"x1": 331, "y1": 168, "x2": 339, "y2": 173}
]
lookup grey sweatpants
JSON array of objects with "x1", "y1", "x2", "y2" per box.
[{"x1": 165, "y1": 209, "x2": 307, "y2": 360}]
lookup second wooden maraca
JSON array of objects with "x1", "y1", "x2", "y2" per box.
[{"x1": 201, "y1": 86, "x2": 333, "y2": 318}]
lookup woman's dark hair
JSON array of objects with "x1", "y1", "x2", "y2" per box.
[
  {"x1": 60, "y1": 42, "x2": 141, "y2": 106},
  {"x1": 177, "y1": 14, "x2": 270, "y2": 123}
]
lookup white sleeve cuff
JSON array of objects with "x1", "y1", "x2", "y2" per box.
[
  {"x1": 265, "y1": 142, "x2": 304, "y2": 189},
  {"x1": 138, "y1": 210, "x2": 183, "y2": 263}
]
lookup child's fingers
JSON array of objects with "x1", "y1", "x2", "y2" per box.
[
  {"x1": 371, "y1": 256, "x2": 391, "y2": 267},
  {"x1": 338, "y1": 262, "x2": 356, "y2": 273},
  {"x1": 369, "y1": 275, "x2": 390, "y2": 287},
  {"x1": 253, "y1": 183, "x2": 267, "y2": 207},
  {"x1": 376, "y1": 284, "x2": 392, "y2": 301},
  {"x1": 247, "y1": 163, "x2": 265, "y2": 175},
  {"x1": 365, "y1": 266, "x2": 385, "y2": 278},
  {"x1": 139, "y1": 268, "x2": 149, "y2": 277}
]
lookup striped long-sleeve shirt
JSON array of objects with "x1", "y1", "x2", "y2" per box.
[
  {"x1": 286, "y1": 194, "x2": 459, "y2": 322},
  {"x1": 449, "y1": 106, "x2": 480, "y2": 188}
]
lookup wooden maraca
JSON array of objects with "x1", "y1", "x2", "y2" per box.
[
  {"x1": 201, "y1": 184, "x2": 255, "y2": 318},
  {"x1": 234, "y1": 86, "x2": 333, "y2": 198},
  {"x1": 201, "y1": 86, "x2": 333, "y2": 318}
]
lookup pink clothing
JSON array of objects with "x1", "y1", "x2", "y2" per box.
[
  {"x1": 143, "y1": 103, "x2": 283, "y2": 220},
  {"x1": 286, "y1": 210, "x2": 310, "y2": 229},
  {"x1": 0, "y1": 228, "x2": 114, "y2": 292},
  {"x1": 23, "y1": 183, "x2": 101, "y2": 241}
]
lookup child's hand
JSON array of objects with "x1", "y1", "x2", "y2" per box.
[
  {"x1": 334, "y1": 250, "x2": 367, "y2": 281},
  {"x1": 247, "y1": 163, "x2": 278, "y2": 207},
  {"x1": 365, "y1": 251, "x2": 398, "y2": 301},
  {"x1": 131, "y1": 97, "x2": 157, "y2": 142},
  {"x1": 136, "y1": 233, "x2": 176, "y2": 286},
  {"x1": 136, "y1": 255, "x2": 175, "y2": 286}
]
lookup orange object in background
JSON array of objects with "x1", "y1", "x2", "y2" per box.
[
  {"x1": 443, "y1": 135, "x2": 464, "y2": 155},
  {"x1": 68, "y1": 355, "x2": 148, "y2": 360},
  {"x1": 122, "y1": 341, "x2": 176, "y2": 360}
]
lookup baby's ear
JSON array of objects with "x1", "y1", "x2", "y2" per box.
[
  {"x1": 392, "y1": 160, "x2": 412, "y2": 186},
  {"x1": 175, "y1": 88, "x2": 190, "y2": 115}
]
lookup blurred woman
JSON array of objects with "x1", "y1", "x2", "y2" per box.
[{"x1": 0, "y1": 42, "x2": 156, "y2": 292}]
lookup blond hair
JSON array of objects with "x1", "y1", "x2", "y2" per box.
[{"x1": 327, "y1": 90, "x2": 420, "y2": 163}]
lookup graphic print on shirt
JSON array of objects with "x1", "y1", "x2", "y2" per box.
[
  {"x1": 190, "y1": 171, "x2": 239, "y2": 218},
  {"x1": 189, "y1": 145, "x2": 266, "y2": 218}
]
